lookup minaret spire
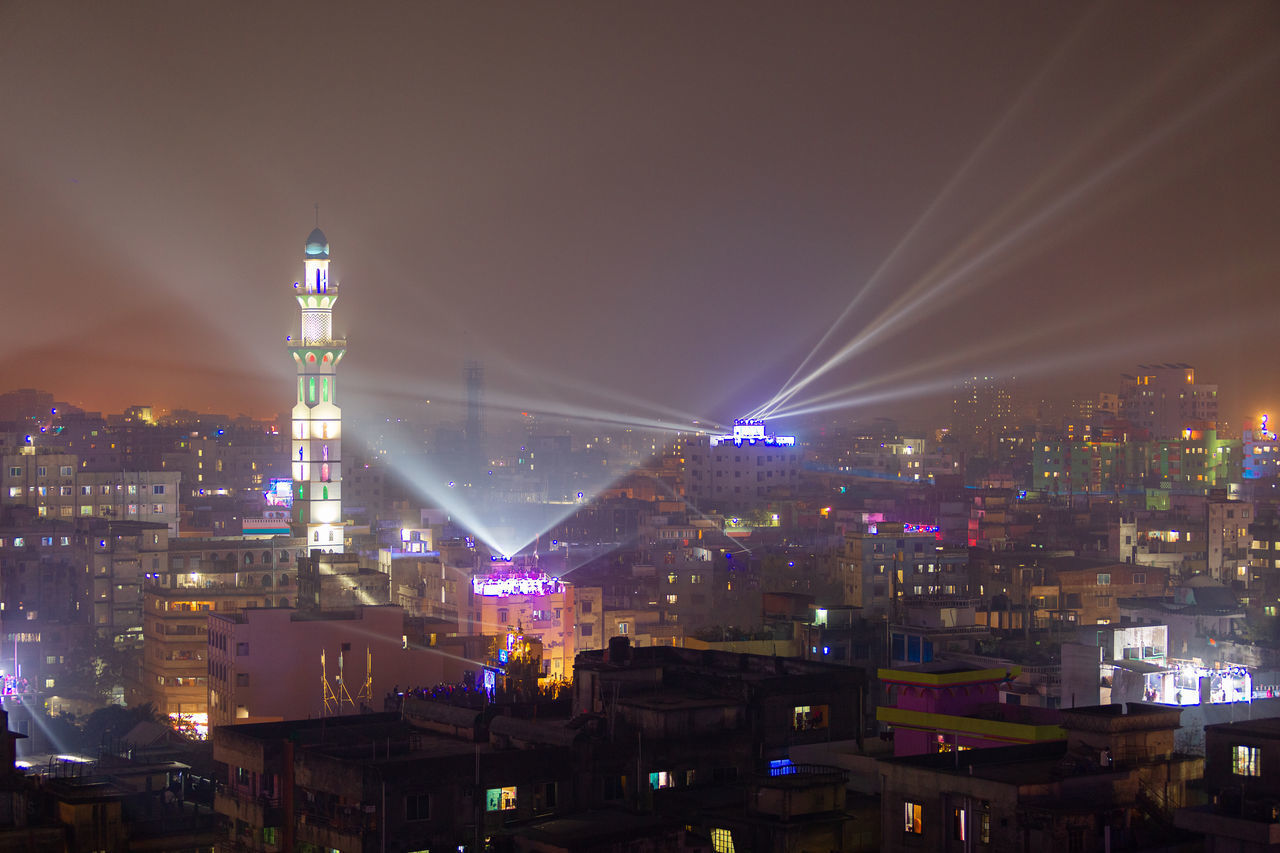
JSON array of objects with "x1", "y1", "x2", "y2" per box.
[{"x1": 288, "y1": 223, "x2": 346, "y2": 552}]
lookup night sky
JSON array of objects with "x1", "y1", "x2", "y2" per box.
[{"x1": 2, "y1": 2, "x2": 1277, "y2": 430}]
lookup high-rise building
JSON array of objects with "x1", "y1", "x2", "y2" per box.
[
  {"x1": 951, "y1": 375, "x2": 1017, "y2": 452},
  {"x1": 288, "y1": 227, "x2": 346, "y2": 552},
  {"x1": 1118, "y1": 363, "x2": 1217, "y2": 438}
]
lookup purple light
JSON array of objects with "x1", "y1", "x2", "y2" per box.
[
  {"x1": 710, "y1": 417, "x2": 795, "y2": 448},
  {"x1": 472, "y1": 570, "x2": 563, "y2": 597}
]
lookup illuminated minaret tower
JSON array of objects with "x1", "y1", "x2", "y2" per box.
[{"x1": 288, "y1": 226, "x2": 346, "y2": 552}]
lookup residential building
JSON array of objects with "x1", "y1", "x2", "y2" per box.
[
  {"x1": 839, "y1": 523, "x2": 968, "y2": 616},
  {"x1": 1, "y1": 449, "x2": 180, "y2": 534},
  {"x1": 207, "y1": 605, "x2": 473, "y2": 727},
  {"x1": 465, "y1": 562, "x2": 577, "y2": 681},
  {"x1": 879, "y1": 703, "x2": 1202, "y2": 852},
  {"x1": 1119, "y1": 363, "x2": 1218, "y2": 438},
  {"x1": 1175, "y1": 717, "x2": 1280, "y2": 850},
  {"x1": 876, "y1": 662, "x2": 1064, "y2": 757},
  {"x1": 681, "y1": 419, "x2": 802, "y2": 510}
]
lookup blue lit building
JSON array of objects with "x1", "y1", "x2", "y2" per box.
[
  {"x1": 682, "y1": 419, "x2": 802, "y2": 510},
  {"x1": 1242, "y1": 415, "x2": 1280, "y2": 482}
]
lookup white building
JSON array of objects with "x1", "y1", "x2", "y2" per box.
[{"x1": 682, "y1": 419, "x2": 801, "y2": 510}]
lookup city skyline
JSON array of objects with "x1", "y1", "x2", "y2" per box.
[{"x1": 2, "y1": 2, "x2": 1278, "y2": 429}]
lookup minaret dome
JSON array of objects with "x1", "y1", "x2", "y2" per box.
[{"x1": 304, "y1": 228, "x2": 330, "y2": 259}]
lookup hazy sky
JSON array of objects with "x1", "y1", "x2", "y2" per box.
[{"x1": 2, "y1": 2, "x2": 1277, "y2": 430}]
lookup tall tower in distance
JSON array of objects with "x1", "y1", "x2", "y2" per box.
[
  {"x1": 464, "y1": 360, "x2": 484, "y2": 483},
  {"x1": 288, "y1": 226, "x2": 346, "y2": 552}
]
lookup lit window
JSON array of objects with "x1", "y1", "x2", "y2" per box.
[
  {"x1": 953, "y1": 806, "x2": 967, "y2": 840},
  {"x1": 648, "y1": 770, "x2": 673, "y2": 790},
  {"x1": 793, "y1": 704, "x2": 828, "y2": 731},
  {"x1": 904, "y1": 801, "x2": 923, "y2": 834},
  {"x1": 485, "y1": 786, "x2": 517, "y2": 811},
  {"x1": 711, "y1": 828, "x2": 736, "y2": 853},
  {"x1": 1233, "y1": 744, "x2": 1261, "y2": 776}
]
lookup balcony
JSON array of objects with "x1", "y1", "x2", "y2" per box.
[{"x1": 215, "y1": 789, "x2": 283, "y2": 826}]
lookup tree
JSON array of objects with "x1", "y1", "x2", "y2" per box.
[
  {"x1": 81, "y1": 702, "x2": 164, "y2": 750},
  {"x1": 59, "y1": 630, "x2": 123, "y2": 705}
]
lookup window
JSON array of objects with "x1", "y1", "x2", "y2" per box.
[
  {"x1": 236, "y1": 673, "x2": 250, "y2": 687},
  {"x1": 953, "y1": 806, "x2": 967, "y2": 840},
  {"x1": 580, "y1": 600, "x2": 592, "y2": 613},
  {"x1": 7, "y1": 467, "x2": 21, "y2": 477},
  {"x1": 485, "y1": 786, "x2": 517, "y2": 811},
  {"x1": 711, "y1": 828, "x2": 736, "y2": 853},
  {"x1": 236, "y1": 642, "x2": 249, "y2": 656},
  {"x1": 980, "y1": 802, "x2": 991, "y2": 843},
  {"x1": 793, "y1": 704, "x2": 828, "y2": 731},
  {"x1": 1132, "y1": 572, "x2": 1146, "y2": 584},
  {"x1": 153, "y1": 484, "x2": 165, "y2": 495},
  {"x1": 60, "y1": 466, "x2": 72, "y2": 476},
  {"x1": 1233, "y1": 744, "x2": 1261, "y2": 776},
  {"x1": 618, "y1": 621, "x2": 629, "y2": 635},
  {"x1": 581, "y1": 624, "x2": 593, "y2": 637},
  {"x1": 534, "y1": 781, "x2": 557, "y2": 812},
  {"x1": 404, "y1": 793, "x2": 430, "y2": 821},
  {"x1": 904, "y1": 801, "x2": 923, "y2": 834},
  {"x1": 648, "y1": 770, "x2": 674, "y2": 790},
  {"x1": 1097, "y1": 573, "x2": 1111, "y2": 586}
]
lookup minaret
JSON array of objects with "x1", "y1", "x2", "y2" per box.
[{"x1": 288, "y1": 226, "x2": 346, "y2": 552}]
